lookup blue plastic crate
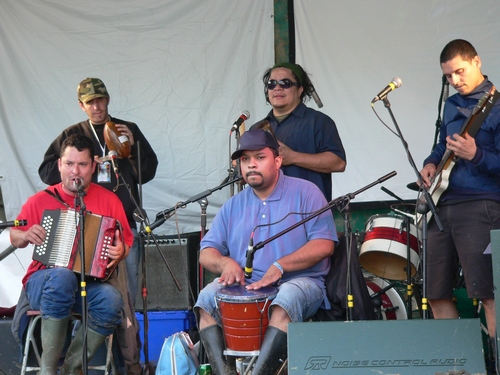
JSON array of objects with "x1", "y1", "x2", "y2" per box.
[{"x1": 135, "y1": 310, "x2": 196, "y2": 363}]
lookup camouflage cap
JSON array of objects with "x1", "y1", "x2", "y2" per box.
[{"x1": 77, "y1": 78, "x2": 109, "y2": 103}]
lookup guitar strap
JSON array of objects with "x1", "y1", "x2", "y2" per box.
[{"x1": 463, "y1": 89, "x2": 500, "y2": 137}]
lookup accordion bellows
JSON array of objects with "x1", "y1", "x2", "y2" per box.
[{"x1": 33, "y1": 209, "x2": 117, "y2": 280}]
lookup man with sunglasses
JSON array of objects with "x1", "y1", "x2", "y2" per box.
[{"x1": 251, "y1": 62, "x2": 346, "y2": 202}]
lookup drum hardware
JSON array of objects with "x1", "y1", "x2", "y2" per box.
[
  {"x1": 406, "y1": 181, "x2": 420, "y2": 191},
  {"x1": 369, "y1": 279, "x2": 399, "y2": 320},
  {"x1": 369, "y1": 184, "x2": 421, "y2": 319},
  {"x1": 365, "y1": 275, "x2": 407, "y2": 320}
]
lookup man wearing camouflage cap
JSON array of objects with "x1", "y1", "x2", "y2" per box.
[{"x1": 38, "y1": 77, "x2": 158, "y2": 375}]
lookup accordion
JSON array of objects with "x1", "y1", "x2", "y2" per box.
[{"x1": 33, "y1": 209, "x2": 118, "y2": 280}]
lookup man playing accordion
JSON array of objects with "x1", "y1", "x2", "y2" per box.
[{"x1": 10, "y1": 134, "x2": 133, "y2": 375}]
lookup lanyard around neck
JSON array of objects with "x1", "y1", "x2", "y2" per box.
[{"x1": 88, "y1": 119, "x2": 109, "y2": 157}]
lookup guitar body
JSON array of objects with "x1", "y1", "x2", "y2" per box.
[
  {"x1": 417, "y1": 160, "x2": 453, "y2": 227},
  {"x1": 416, "y1": 86, "x2": 498, "y2": 228}
]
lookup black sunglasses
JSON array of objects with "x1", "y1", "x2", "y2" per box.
[{"x1": 267, "y1": 79, "x2": 299, "y2": 90}]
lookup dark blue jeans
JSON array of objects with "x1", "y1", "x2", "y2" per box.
[{"x1": 25, "y1": 267, "x2": 123, "y2": 336}]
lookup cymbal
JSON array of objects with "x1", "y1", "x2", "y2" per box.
[{"x1": 406, "y1": 182, "x2": 420, "y2": 191}]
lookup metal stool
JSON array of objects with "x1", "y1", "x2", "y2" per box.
[{"x1": 20, "y1": 311, "x2": 114, "y2": 375}]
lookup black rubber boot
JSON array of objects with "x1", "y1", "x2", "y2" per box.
[
  {"x1": 251, "y1": 326, "x2": 287, "y2": 375},
  {"x1": 486, "y1": 336, "x2": 499, "y2": 375},
  {"x1": 198, "y1": 325, "x2": 236, "y2": 375},
  {"x1": 60, "y1": 326, "x2": 107, "y2": 375}
]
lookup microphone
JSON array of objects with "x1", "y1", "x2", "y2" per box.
[
  {"x1": 371, "y1": 77, "x2": 402, "y2": 104},
  {"x1": 442, "y1": 75, "x2": 449, "y2": 102},
  {"x1": 0, "y1": 219, "x2": 27, "y2": 229},
  {"x1": 244, "y1": 237, "x2": 255, "y2": 279},
  {"x1": 140, "y1": 209, "x2": 176, "y2": 236},
  {"x1": 310, "y1": 85, "x2": 323, "y2": 108},
  {"x1": 73, "y1": 178, "x2": 85, "y2": 193},
  {"x1": 108, "y1": 150, "x2": 119, "y2": 177},
  {"x1": 230, "y1": 111, "x2": 250, "y2": 133}
]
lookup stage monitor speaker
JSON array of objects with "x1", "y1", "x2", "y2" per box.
[
  {"x1": 490, "y1": 229, "x2": 500, "y2": 367},
  {"x1": 135, "y1": 232, "x2": 200, "y2": 311},
  {"x1": 288, "y1": 319, "x2": 486, "y2": 374}
]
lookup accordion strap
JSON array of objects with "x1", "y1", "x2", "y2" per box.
[{"x1": 43, "y1": 188, "x2": 71, "y2": 208}]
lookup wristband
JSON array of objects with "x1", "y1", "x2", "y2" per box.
[{"x1": 273, "y1": 261, "x2": 284, "y2": 275}]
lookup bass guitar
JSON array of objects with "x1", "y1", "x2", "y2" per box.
[{"x1": 416, "y1": 86, "x2": 499, "y2": 227}]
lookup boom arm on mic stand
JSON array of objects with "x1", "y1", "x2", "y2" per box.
[
  {"x1": 253, "y1": 171, "x2": 396, "y2": 251},
  {"x1": 373, "y1": 94, "x2": 443, "y2": 320},
  {"x1": 141, "y1": 176, "x2": 243, "y2": 236},
  {"x1": 247, "y1": 171, "x2": 397, "y2": 264}
]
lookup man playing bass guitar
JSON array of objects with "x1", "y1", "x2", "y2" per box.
[{"x1": 419, "y1": 39, "x2": 500, "y2": 374}]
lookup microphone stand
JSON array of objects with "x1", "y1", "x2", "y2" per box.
[
  {"x1": 228, "y1": 127, "x2": 243, "y2": 197},
  {"x1": 248, "y1": 171, "x2": 397, "y2": 319},
  {"x1": 197, "y1": 197, "x2": 209, "y2": 295},
  {"x1": 111, "y1": 141, "x2": 170, "y2": 374},
  {"x1": 0, "y1": 244, "x2": 17, "y2": 262},
  {"x1": 380, "y1": 97, "x2": 443, "y2": 319},
  {"x1": 431, "y1": 75, "x2": 449, "y2": 151},
  {"x1": 133, "y1": 141, "x2": 155, "y2": 375},
  {"x1": 339, "y1": 198, "x2": 354, "y2": 321},
  {"x1": 197, "y1": 197, "x2": 208, "y2": 365},
  {"x1": 74, "y1": 187, "x2": 89, "y2": 375},
  {"x1": 144, "y1": 176, "x2": 243, "y2": 237},
  {"x1": 141, "y1": 176, "x2": 240, "y2": 366}
]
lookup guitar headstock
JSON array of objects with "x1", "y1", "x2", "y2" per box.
[{"x1": 473, "y1": 85, "x2": 497, "y2": 115}]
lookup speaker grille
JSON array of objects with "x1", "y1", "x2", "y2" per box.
[{"x1": 135, "y1": 233, "x2": 200, "y2": 311}]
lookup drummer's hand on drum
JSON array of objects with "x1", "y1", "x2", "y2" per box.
[
  {"x1": 419, "y1": 163, "x2": 436, "y2": 189},
  {"x1": 246, "y1": 266, "x2": 281, "y2": 291},
  {"x1": 218, "y1": 258, "x2": 246, "y2": 286}
]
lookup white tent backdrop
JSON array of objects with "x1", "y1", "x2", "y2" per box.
[
  {"x1": 2, "y1": 0, "x2": 500, "y2": 305},
  {"x1": 0, "y1": 0, "x2": 274, "y2": 306},
  {"x1": 294, "y1": 0, "x2": 500, "y2": 202}
]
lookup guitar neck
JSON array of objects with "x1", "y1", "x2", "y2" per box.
[{"x1": 434, "y1": 86, "x2": 498, "y2": 176}]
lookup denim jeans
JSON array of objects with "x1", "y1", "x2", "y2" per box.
[{"x1": 25, "y1": 267, "x2": 123, "y2": 336}]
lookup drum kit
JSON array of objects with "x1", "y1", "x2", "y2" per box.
[{"x1": 359, "y1": 202, "x2": 423, "y2": 321}]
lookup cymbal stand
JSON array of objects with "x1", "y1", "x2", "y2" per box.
[
  {"x1": 380, "y1": 186, "x2": 415, "y2": 318},
  {"x1": 375, "y1": 97, "x2": 443, "y2": 319}
]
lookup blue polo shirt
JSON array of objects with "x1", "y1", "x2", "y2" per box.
[{"x1": 200, "y1": 170, "x2": 337, "y2": 290}]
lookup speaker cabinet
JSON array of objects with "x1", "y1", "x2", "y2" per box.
[
  {"x1": 288, "y1": 319, "x2": 485, "y2": 374},
  {"x1": 135, "y1": 232, "x2": 200, "y2": 311}
]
